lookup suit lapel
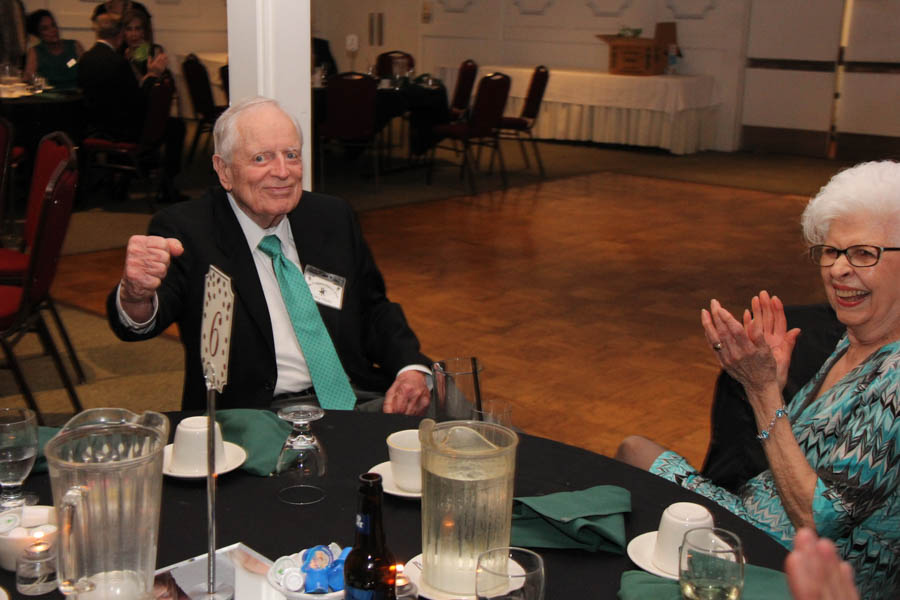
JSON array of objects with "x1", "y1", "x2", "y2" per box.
[{"x1": 210, "y1": 190, "x2": 276, "y2": 356}]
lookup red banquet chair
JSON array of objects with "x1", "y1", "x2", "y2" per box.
[
  {"x1": 495, "y1": 65, "x2": 549, "y2": 178},
  {"x1": 0, "y1": 131, "x2": 85, "y2": 385},
  {"x1": 448, "y1": 59, "x2": 478, "y2": 121},
  {"x1": 0, "y1": 155, "x2": 83, "y2": 424},
  {"x1": 427, "y1": 72, "x2": 510, "y2": 195},
  {"x1": 81, "y1": 77, "x2": 177, "y2": 210}
]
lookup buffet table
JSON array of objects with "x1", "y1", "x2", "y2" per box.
[
  {"x1": 2, "y1": 411, "x2": 787, "y2": 598},
  {"x1": 438, "y1": 64, "x2": 718, "y2": 154}
]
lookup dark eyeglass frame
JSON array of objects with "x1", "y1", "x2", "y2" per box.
[{"x1": 808, "y1": 244, "x2": 900, "y2": 267}]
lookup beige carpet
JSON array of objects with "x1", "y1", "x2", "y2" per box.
[
  {"x1": 0, "y1": 305, "x2": 183, "y2": 422},
  {"x1": 62, "y1": 210, "x2": 152, "y2": 255}
]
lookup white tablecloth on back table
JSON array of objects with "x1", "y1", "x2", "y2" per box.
[{"x1": 437, "y1": 64, "x2": 718, "y2": 154}]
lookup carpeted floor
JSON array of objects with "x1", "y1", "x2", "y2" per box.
[{"x1": 0, "y1": 305, "x2": 183, "y2": 423}]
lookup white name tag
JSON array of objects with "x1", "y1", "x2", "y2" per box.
[
  {"x1": 304, "y1": 265, "x2": 345, "y2": 310},
  {"x1": 66, "y1": 58, "x2": 77, "y2": 68}
]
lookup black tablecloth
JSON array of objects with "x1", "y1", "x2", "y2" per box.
[
  {"x1": 0, "y1": 90, "x2": 84, "y2": 154},
  {"x1": 1, "y1": 411, "x2": 788, "y2": 598}
]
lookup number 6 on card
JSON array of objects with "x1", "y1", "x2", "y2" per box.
[{"x1": 201, "y1": 265, "x2": 234, "y2": 393}]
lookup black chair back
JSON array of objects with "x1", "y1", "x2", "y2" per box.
[
  {"x1": 182, "y1": 54, "x2": 216, "y2": 120},
  {"x1": 219, "y1": 64, "x2": 230, "y2": 102},
  {"x1": 468, "y1": 72, "x2": 510, "y2": 137},
  {"x1": 521, "y1": 65, "x2": 549, "y2": 120},
  {"x1": 140, "y1": 77, "x2": 175, "y2": 149},
  {"x1": 320, "y1": 73, "x2": 377, "y2": 139},
  {"x1": 450, "y1": 59, "x2": 478, "y2": 115},
  {"x1": 376, "y1": 50, "x2": 414, "y2": 79}
]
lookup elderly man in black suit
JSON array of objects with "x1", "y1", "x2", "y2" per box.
[
  {"x1": 107, "y1": 96, "x2": 431, "y2": 415},
  {"x1": 77, "y1": 13, "x2": 166, "y2": 140}
]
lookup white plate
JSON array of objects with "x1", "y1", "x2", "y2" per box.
[
  {"x1": 626, "y1": 531, "x2": 678, "y2": 580},
  {"x1": 163, "y1": 442, "x2": 247, "y2": 479},
  {"x1": 0, "y1": 586, "x2": 7, "y2": 600},
  {"x1": 369, "y1": 461, "x2": 420, "y2": 499}
]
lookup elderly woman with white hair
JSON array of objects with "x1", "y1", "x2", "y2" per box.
[{"x1": 616, "y1": 160, "x2": 900, "y2": 599}]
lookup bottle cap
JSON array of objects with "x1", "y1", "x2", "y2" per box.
[{"x1": 282, "y1": 567, "x2": 305, "y2": 592}]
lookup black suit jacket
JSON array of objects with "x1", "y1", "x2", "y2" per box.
[
  {"x1": 78, "y1": 41, "x2": 148, "y2": 141},
  {"x1": 107, "y1": 187, "x2": 430, "y2": 410}
]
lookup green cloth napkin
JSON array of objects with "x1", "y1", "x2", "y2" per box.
[
  {"x1": 511, "y1": 485, "x2": 631, "y2": 553},
  {"x1": 32, "y1": 426, "x2": 61, "y2": 474},
  {"x1": 216, "y1": 409, "x2": 292, "y2": 476},
  {"x1": 617, "y1": 565, "x2": 791, "y2": 600}
]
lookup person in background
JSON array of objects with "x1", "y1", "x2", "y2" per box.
[
  {"x1": 121, "y1": 8, "x2": 162, "y2": 78},
  {"x1": 786, "y1": 528, "x2": 859, "y2": 600},
  {"x1": 92, "y1": 0, "x2": 151, "y2": 52},
  {"x1": 107, "y1": 97, "x2": 431, "y2": 415},
  {"x1": 78, "y1": 13, "x2": 165, "y2": 141},
  {"x1": 120, "y1": 7, "x2": 185, "y2": 181},
  {"x1": 616, "y1": 161, "x2": 900, "y2": 599},
  {"x1": 23, "y1": 9, "x2": 84, "y2": 89}
]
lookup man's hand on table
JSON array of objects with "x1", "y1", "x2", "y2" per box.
[
  {"x1": 120, "y1": 235, "x2": 183, "y2": 322},
  {"x1": 383, "y1": 370, "x2": 429, "y2": 415}
]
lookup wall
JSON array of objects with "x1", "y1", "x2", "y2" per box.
[{"x1": 415, "y1": 0, "x2": 752, "y2": 151}]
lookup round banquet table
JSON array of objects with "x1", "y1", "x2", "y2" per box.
[
  {"x1": 1, "y1": 411, "x2": 788, "y2": 599},
  {"x1": 0, "y1": 89, "x2": 84, "y2": 154}
]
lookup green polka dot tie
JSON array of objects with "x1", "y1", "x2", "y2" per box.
[{"x1": 258, "y1": 235, "x2": 356, "y2": 410}]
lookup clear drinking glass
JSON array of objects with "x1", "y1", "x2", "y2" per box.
[
  {"x1": 275, "y1": 403, "x2": 327, "y2": 506},
  {"x1": 0, "y1": 408, "x2": 38, "y2": 533},
  {"x1": 476, "y1": 547, "x2": 545, "y2": 600},
  {"x1": 431, "y1": 357, "x2": 484, "y2": 421},
  {"x1": 679, "y1": 527, "x2": 745, "y2": 600}
]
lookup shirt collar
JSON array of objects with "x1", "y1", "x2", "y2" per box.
[{"x1": 226, "y1": 192, "x2": 292, "y2": 252}]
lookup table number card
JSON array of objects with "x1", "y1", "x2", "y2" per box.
[{"x1": 201, "y1": 265, "x2": 234, "y2": 393}]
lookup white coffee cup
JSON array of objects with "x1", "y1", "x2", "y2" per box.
[
  {"x1": 171, "y1": 416, "x2": 227, "y2": 475},
  {"x1": 652, "y1": 502, "x2": 714, "y2": 575},
  {"x1": 386, "y1": 429, "x2": 421, "y2": 492}
]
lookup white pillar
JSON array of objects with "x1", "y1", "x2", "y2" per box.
[{"x1": 226, "y1": 0, "x2": 314, "y2": 190}]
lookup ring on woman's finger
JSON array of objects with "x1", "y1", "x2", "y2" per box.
[{"x1": 712, "y1": 342, "x2": 723, "y2": 351}]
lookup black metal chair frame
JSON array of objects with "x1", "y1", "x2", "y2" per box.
[{"x1": 182, "y1": 53, "x2": 227, "y2": 163}]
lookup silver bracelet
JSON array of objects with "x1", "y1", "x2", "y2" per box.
[{"x1": 757, "y1": 405, "x2": 788, "y2": 440}]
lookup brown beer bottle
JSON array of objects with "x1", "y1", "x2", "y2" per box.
[{"x1": 344, "y1": 472, "x2": 397, "y2": 599}]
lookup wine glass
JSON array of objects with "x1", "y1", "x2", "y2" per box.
[
  {"x1": 274, "y1": 403, "x2": 327, "y2": 506},
  {"x1": 0, "y1": 408, "x2": 38, "y2": 533},
  {"x1": 476, "y1": 547, "x2": 545, "y2": 600},
  {"x1": 679, "y1": 527, "x2": 744, "y2": 600}
]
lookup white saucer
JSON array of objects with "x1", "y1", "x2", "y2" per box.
[
  {"x1": 403, "y1": 553, "x2": 525, "y2": 600},
  {"x1": 369, "y1": 461, "x2": 420, "y2": 499},
  {"x1": 162, "y1": 442, "x2": 247, "y2": 478},
  {"x1": 403, "y1": 554, "x2": 472, "y2": 600},
  {"x1": 626, "y1": 531, "x2": 678, "y2": 580}
]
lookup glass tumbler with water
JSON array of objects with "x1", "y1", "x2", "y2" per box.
[
  {"x1": 44, "y1": 408, "x2": 169, "y2": 599},
  {"x1": 419, "y1": 418, "x2": 518, "y2": 596}
]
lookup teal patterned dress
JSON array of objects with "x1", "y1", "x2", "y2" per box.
[{"x1": 650, "y1": 335, "x2": 900, "y2": 600}]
